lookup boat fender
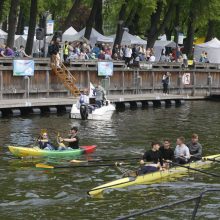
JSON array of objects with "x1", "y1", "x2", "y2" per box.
[{"x1": 80, "y1": 104, "x2": 88, "y2": 120}]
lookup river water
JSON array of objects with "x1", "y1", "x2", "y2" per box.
[{"x1": 0, "y1": 101, "x2": 220, "y2": 219}]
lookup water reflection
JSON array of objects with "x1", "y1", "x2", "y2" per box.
[{"x1": 0, "y1": 101, "x2": 220, "y2": 219}]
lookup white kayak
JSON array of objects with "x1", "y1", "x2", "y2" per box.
[{"x1": 69, "y1": 101, "x2": 115, "y2": 120}]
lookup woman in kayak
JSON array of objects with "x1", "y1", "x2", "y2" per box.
[
  {"x1": 58, "y1": 127, "x2": 79, "y2": 150},
  {"x1": 138, "y1": 141, "x2": 163, "y2": 175},
  {"x1": 38, "y1": 132, "x2": 55, "y2": 150}
]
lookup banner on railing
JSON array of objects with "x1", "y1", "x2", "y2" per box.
[
  {"x1": 97, "y1": 61, "x2": 113, "y2": 76},
  {"x1": 182, "y1": 73, "x2": 190, "y2": 85},
  {"x1": 13, "y1": 60, "x2": 35, "y2": 76}
]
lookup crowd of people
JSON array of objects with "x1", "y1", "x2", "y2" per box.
[
  {"x1": 52, "y1": 39, "x2": 194, "y2": 69},
  {"x1": 59, "y1": 40, "x2": 158, "y2": 65},
  {"x1": 0, "y1": 44, "x2": 31, "y2": 58}
]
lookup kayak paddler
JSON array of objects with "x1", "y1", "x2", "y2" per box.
[
  {"x1": 138, "y1": 141, "x2": 163, "y2": 175},
  {"x1": 174, "y1": 137, "x2": 190, "y2": 164},
  {"x1": 58, "y1": 126, "x2": 79, "y2": 150},
  {"x1": 187, "y1": 133, "x2": 202, "y2": 162},
  {"x1": 160, "y1": 139, "x2": 174, "y2": 161},
  {"x1": 38, "y1": 132, "x2": 55, "y2": 150}
]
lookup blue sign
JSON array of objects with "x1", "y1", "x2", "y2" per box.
[
  {"x1": 13, "y1": 60, "x2": 35, "y2": 76},
  {"x1": 97, "y1": 62, "x2": 113, "y2": 76}
]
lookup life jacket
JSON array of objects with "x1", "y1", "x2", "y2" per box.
[{"x1": 63, "y1": 44, "x2": 69, "y2": 55}]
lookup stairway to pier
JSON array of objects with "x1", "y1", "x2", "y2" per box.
[{"x1": 50, "y1": 56, "x2": 80, "y2": 96}]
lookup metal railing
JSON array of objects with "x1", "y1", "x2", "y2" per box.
[{"x1": 115, "y1": 189, "x2": 220, "y2": 220}]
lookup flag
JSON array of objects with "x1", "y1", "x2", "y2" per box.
[{"x1": 89, "y1": 82, "x2": 95, "y2": 97}]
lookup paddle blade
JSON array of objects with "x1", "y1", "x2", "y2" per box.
[
  {"x1": 70, "y1": 159, "x2": 87, "y2": 163},
  {"x1": 36, "y1": 163, "x2": 54, "y2": 169}
]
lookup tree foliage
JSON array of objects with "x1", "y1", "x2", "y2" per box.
[{"x1": 1, "y1": 0, "x2": 220, "y2": 55}]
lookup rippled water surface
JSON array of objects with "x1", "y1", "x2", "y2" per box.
[{"x1": 0, "y1": 101, "x2": 220, "y2": 219}]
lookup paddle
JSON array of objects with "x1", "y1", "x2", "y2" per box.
[
  {"x1": 165, "y1": 160, "x2": 220, "y2": 177},
  {"x1": 70, "y1": 157, "x2": 141, "y2": 163},
  {"x1": 202, "y1": 157, "x2": 220, "y2": 163},
  {"x1": 36, "y1": 162, "x2": 136, "y2": 169}
]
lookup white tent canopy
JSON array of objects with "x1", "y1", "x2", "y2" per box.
[
  {"x1": 14, "y1": 35, "x2": 27, "y2": 49},
  {"x1": 70, "y1": 28, "x2": 113, "y2": 45},
  {"x1": 110, "y1": 31, "x2": 147, "y2": 45},
  {"x1": 194, "y1": 38, "x2": 220, "y2": 63},
  {"x1": 0, "y1": 29, "x2": 7, "y2": 44},
  {"x1": 153, "y1": 40, "x2": 176, "y2": 61},
  {"x1": 62, "y1": 26, "x2": 78, "y2": 42}
]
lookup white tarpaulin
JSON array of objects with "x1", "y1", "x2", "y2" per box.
[
  {"x1": 110, "y1": 31, "x2": 147, "y2": 45},
  {"x1": 70, "y1": 28, "x2": 113, "y2": 45},
  {"x1": 194, "y1": 38, "x2": 220, "y2": 63},
  {"x1": 153, "y1": 40, "x2": 176, "y2": 61},
  {"x1": 62, "y1": 26, "x2": 78, "y2": 42}
]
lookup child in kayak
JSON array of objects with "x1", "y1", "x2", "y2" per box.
[{"x1": 38, "y1": 132, "x2": 55, "y2": 150}]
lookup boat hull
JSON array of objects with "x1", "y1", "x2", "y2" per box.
[
  {"x1": 70, "y1": 103, "x2": 115, "y2": 120},
  {"x1": 88, "y1": 154, "x2": 220, "y2": 196},
  {"x1": 8, "y1": 145, "x2": 96, "y2": 158}
]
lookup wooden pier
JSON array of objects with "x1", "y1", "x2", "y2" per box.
[
  {"x1": 0, "y1": 94, "x2": 206, "y2": 117},
  {"x1": 0, "y1": 57, "x2": 218, "y2": 117}
]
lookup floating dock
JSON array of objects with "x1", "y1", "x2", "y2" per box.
[{"x1": 0, "y1": 94, "x2": 207, "y2": 117}]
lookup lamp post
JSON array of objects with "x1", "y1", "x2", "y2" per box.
[{"x1": 175, "y1": 26, "x2": 180, "y2": 62}]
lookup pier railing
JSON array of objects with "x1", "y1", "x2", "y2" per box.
[{"x1": 0, "y1": 58, "x2": 220, "y2": 99}]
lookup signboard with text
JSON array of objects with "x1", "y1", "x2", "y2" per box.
[
  {"x1": 182, "y1": 73, "x2": 190, "y2": 85},
  {"x1": 97, "y1": 62, "x2": 113, "y2": 76},
  {"x1": 46, "y1": 20, "x2": 54, "y2": 35},
  {"x1": 13, "y1": 60, "x2": 35, "y2": 76}
]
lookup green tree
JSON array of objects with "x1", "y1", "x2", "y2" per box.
[
  {"x1": 84, "y1": 0, "x2": 100, "y2": 40},
  {"x1": 25, "y1": 0, "x2": 38, "y2": 55},
  {"x1": 7, "y1": 0, "x2": 20, "y2": 48},
  {"x1": 62, "y1": 0, "x2": 82, "y2": 32}
]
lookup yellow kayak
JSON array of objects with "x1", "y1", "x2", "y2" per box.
[{"x1": 88, "y1": 154, "x2": 220, "y2": 197}]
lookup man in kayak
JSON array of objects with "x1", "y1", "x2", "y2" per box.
[
  {"x1": 174, "y1": 137, "x2": 190, "y2": 164},
  {"x1": 187, "y1": 133, "x2": 202, "y2": 161},
  {"x1": 58, "y1": 127, "x2": 79, "y2": 150},
  {"x1": 138, "y1": 141, "x2": 163, "y2": 175},
  {"x1": 38, "y1": 132, "x2": 55, "y2": 150},
  {"x1": 160, "y1": 139, "x2": 174, "y2": 161}
]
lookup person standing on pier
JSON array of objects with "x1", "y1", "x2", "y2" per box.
[{"x1": 162, "y1": 72, "x2": 171, "y2": 95}]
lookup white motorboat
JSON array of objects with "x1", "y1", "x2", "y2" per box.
[{"x1": 69, "y1": 99, "x2": 115, "y2": 120}]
